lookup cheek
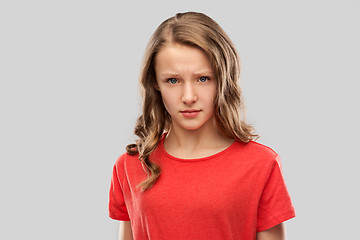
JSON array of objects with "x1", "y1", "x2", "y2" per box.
[
  {"x1": 160, "y1": 92, "x2": 177, "y2": 112},
  {"x1": 201, "y1": 86, "x2": 217, "y2": 105}
]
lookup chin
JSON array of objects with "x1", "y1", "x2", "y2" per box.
[{"x1": 180, "y1": 123, "x2": 206, "y2": 131}]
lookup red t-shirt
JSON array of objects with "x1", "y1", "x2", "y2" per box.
[{"x1": 109, "y1": 136, "x2": 295, "y2": 240}]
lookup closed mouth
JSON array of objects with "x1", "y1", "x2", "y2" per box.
[{"x1": 180, "y1": 109, "x2": 201, "y2": 113}]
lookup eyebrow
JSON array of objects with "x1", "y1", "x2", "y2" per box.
[
  {"x1": 158, "y1": 70, "x2": 214, "y2": 78},
  {"x1": 193, "y1": 70, "x2": 214, "y2": 75}
]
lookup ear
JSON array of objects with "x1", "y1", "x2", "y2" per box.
[{"x1": 153, "y1": 81, "x2": 160, "y2": 91}]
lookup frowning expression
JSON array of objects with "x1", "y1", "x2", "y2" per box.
[{"x1": 154, "y1": 43, "x2": 217, "y2": 131}]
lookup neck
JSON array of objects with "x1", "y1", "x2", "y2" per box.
[{"x1": 164, "y1": 117, "x2": 234, "y2": 158}]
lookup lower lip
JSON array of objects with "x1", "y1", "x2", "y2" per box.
[{"x1": 181, "y1": 111, "x2": 200, "y2": 118}]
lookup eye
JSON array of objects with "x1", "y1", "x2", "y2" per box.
[
  {"x1": 167, "y1": 78, "x2": 178, "y2": 84},
  {"x1": 198, "y1": 76, "x2": 209, "y2": 82}
]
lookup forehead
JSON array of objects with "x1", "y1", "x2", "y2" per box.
[{"x1": 154, "y1": 43, "x2": 214, "y2": 74}]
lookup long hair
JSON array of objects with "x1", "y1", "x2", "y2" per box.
[{"x1": 126, "y1": 11, "x2": 258, "y2": 192}]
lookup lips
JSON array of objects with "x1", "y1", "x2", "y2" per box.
[
  {"x1": 180, "y1": 109, "x2": 201, "y2": 118},
  {"x1": 181, "y1": 109, "x2": 200, "y2": 113}
]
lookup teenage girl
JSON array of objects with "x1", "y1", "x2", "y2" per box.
[{"x1": 109, "y1": 12, "x2": 295, "y2": 240}]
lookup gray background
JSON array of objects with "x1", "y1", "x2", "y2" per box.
[{"x1": 1, "y1": 0, "x2": 359, "y2": 239}]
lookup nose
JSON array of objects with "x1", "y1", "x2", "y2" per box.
[{"x1": 181, "y1": 82, "x2": 197, "y2": 104}]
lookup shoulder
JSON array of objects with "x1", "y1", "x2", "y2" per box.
[
  {"x1": 115, "y1": 151, "x2": 140, "y2": 164},
  {"x1": 114, "y1": 152, "x2": 140, "y2": 171},
  {"x1": 233, "y1": 140, "x2": 278, "y2": 156},
  {"x1": 245, "y1": 141, "x2": 278, "y2": 157},
  {"x1": 231, "y1": 140, "x2": 279, "y2": 165}
]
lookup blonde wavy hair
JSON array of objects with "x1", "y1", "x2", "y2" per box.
[{"x1": 126, "y1": 11, "x2": 258, "y2": 191}]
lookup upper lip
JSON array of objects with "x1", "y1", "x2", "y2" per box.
[{"x1": 180, "y1": 109, "x2": 201, "y2": 113}]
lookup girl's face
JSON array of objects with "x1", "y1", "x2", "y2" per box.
[{"x1": 154, "y1": 43, "x2": 217, "y2": 132}]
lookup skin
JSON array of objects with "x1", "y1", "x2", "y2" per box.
[
  {"x1": 257, "y1": 223, "x2": 285, "y2": 240},
  {"x1": 154, "y1": 42, "x2": 234, "y2": 158},
  {"x1": 119, "y1": 221, "x2": 133, "y2": 240},
  {"x1": 119, "y1": 221, "x2": 285, "y2": 240},
  {"x1": 118, "y1": 43, "x2": 286, "y2": 239}
]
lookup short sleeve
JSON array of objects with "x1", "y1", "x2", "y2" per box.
[
  {"x1": 109, "y1": 159, "x2": 131, "y2": 221},
  {"x1": 256, "y1": 155, "x2": 295, "y2": 232}
]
